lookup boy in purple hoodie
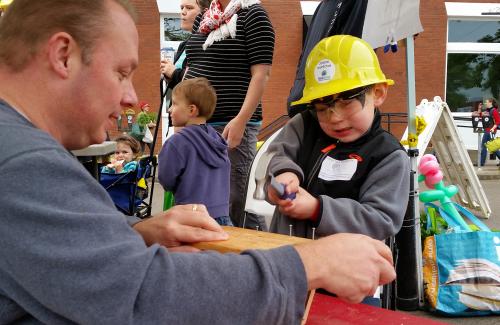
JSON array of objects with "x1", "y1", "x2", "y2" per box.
[{"x1": 158, "y1": 78, "x2": 232, "y2": 226}]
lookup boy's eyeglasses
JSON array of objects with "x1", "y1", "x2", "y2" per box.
[{"x1": 310, "y1": 86, "x2": 371, "y2": 119}]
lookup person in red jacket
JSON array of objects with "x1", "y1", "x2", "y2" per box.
[{"x1": 479, "y1": 98, "x2": 500, "y2": 167}]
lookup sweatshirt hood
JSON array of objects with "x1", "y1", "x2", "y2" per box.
[{"x1": 177, "y1": 125, "x2": 229, "y2": 168}]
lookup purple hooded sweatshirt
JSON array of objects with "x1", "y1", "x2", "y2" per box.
[{"x1": 158, "y1": 124, "x2": 230, "y2": 218}]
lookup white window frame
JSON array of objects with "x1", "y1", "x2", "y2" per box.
[
  {"x1": 444, "y1": 2, "x2": 500, "y2": 99},
  {"x1": 444, "y1": 2, "x2": 500, "y2": 150}
]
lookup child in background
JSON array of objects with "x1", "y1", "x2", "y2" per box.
[
  {"x1": 266, "y1": 35, "x2": 410, "y2": 241},
  {"x1": 158, "y1": 78, "x2": 232, "y2": 226},
  {"x1": 102, "y1": 134, "x2": 141, "y2": 174}
]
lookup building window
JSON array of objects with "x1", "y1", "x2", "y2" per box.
[
  {"x1": 448, "y1": 20, "x2": 499, "y2": 42},
  {"x1": 446, "y1": 52, "x2": 500, "y2": 112},
  {"x1": 445, "y1": 3, "x2": 500, "y2": 112},
  {"x1": 163, "y1": 17, "x2": 190, "y2": 42}
]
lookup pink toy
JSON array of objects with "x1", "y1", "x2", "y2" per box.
[
  {"x1": 418, "y1": 155, "x2": 443, "y2": 188},
  {"x1": 418, "y1": 154, "x2": 470, "y2": 230}
]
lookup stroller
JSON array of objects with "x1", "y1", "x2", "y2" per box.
[
  {"x1": 100, "y1": 82, "x2": 166, "y2": 218},
  {"x1": 100, "y1": 155, "x2": 157, "y2": 218}
]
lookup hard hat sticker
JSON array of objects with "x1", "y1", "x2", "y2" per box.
[{"x1": 314, "y1": 59, "x2": 335, "y2": 84}]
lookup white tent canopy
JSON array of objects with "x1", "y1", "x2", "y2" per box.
[{"x1": 300, "y1": 0, "x2": 423, "y2": 48}]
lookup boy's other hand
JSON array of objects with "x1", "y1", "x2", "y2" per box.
[{"x1": 275, "y1": 187, "x2": 319, "y2": 220}]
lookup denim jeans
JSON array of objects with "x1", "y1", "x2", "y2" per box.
[
  {"x1": 213, "y1": 124, "x2": 266, "y2": 229},
  {"x1": 214, "y1": 216, "x2": 233, "y2": 226}
]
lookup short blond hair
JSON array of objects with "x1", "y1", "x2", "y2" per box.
[
  {"x1": 0, "y1": 0, "x2": 136, "y2": 72},
  {"x1": 173, "y1": 78, "x2": 217, "y2": 119}
]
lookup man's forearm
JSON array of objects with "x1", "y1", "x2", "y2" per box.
[{"x1": 236, "y1": 64, "x2": 270, "y2": 122}]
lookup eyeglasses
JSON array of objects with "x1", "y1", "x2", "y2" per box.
[{"x1": 310, "y1": 86, "x2": 371, "y2": 119}]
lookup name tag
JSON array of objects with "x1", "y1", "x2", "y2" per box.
[{"x1": 318, "y1": 156, "x2": 358, "y2": 181}]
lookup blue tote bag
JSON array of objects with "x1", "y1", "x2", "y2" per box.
[{"x1": 423, "y1": 203, "x2": 500, "y2": 316}]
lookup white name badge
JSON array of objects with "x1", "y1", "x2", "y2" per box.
[{"x1": 318, "y1": 156, "x2": 358, "y2": 181}]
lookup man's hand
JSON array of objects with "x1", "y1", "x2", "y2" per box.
[
  {"x1": 294, "y1": 233, "x2": 396, "y2": 303},
  {"x1": 222, "y1": 117, "x2": 246, "y2": 149},
  {"x1": 133, "y1": 204, "x2": 228, "y2": 252}
]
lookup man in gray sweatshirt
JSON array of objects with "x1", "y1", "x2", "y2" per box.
[{"x1": 0, "y1": 1, "x2": 395, "y2": 324}]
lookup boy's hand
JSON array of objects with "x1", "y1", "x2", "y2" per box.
[
  {"x1": 267, "y1": 172, "x2": 299, "y2": 204},
  {"x1": 275, "y1": 187, "x2": 319, "y2": 220}
]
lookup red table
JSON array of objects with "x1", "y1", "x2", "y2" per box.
[{"x1": 306, "y1": 293, "x2": 445, "y2": 324}]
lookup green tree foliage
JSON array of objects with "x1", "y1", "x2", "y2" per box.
[
  {"x1": 446, "y1": 53, "x2": 482, "y2": 110},
  {"x1": 475, "y1": 29, "x2": 500, "y2": 100},
  {"x1": 446, "y1": 22, "x2": 500, "y2": 110}
]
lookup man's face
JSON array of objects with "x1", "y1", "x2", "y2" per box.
[{"x1": 68, "y1": 3, "x2": 138, "y2": 148}]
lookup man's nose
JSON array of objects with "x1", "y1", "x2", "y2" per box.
[{"x1": 121, "y1": 83, "x2": 138, "y2": 109}]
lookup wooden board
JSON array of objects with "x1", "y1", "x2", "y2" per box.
[
  {"x1": 191, "y1": 226, "x2": 311, "y2": 253},
  {"x1": 192, "y1": 227, "x2": 315, "y2": 323}
]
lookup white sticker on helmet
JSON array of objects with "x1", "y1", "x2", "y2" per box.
[{"x1": 314, "y1": 59, "x2": 335, "y2": 84}]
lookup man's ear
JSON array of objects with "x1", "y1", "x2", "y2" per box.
[
  {"x1": 372, "y1": 83, "x2": 389, "y2": 107},
  {"x1": 46, "y1": 32, "x2": 79, "y2": 79}
]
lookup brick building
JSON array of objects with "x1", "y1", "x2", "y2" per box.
[{"x1": 132, "y1": 0, "x2": 500, "y2": 144}]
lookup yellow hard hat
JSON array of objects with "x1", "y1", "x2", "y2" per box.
[
  {"x1": 0, "y1": 0, "x2": 13, "y2": 10},
  {"x1": 292, "y1": 35, "x2": 394, "y2": 106}
]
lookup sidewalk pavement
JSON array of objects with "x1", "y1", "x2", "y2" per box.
[{"x1": 477, "y1": 163, "x2": 500, "y2": 180}]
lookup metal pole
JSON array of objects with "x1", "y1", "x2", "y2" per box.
[
  {"x1": 477, "y1": 129, "x2": 482, "y2": 167},
  {"x1": 395, "y1": 36, "x2": 424, "y2": 310}
]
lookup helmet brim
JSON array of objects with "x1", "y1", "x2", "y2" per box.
[{"x1": 291, "y1": 79, "x2": 394, "y2": 106}]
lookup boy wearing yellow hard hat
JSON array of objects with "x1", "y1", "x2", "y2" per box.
[
  {"x1": 0, "y1": 0, "x2": 13, "y2": 16},
  {"x1": 266, "y1": 35, "x2": 410, "y2": 242}
]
